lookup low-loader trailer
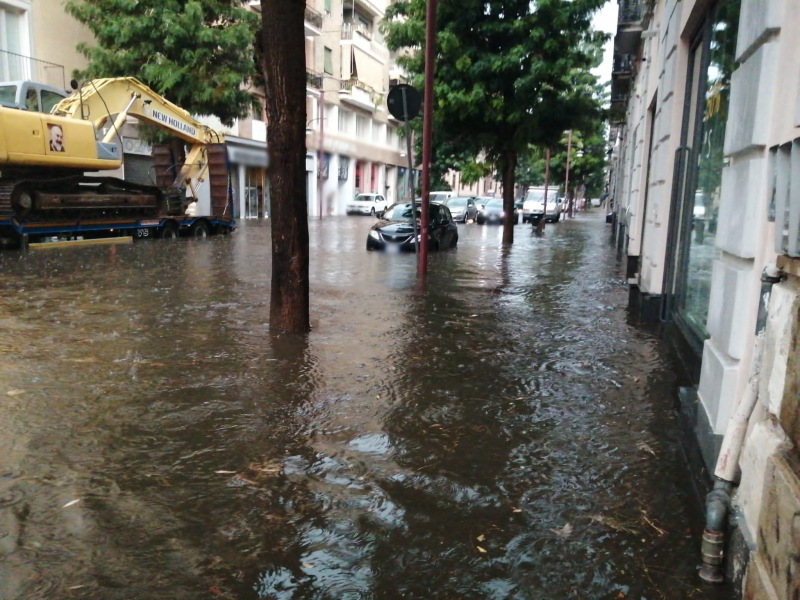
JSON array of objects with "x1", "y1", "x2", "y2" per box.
[{"x1": 0, "y1": 78, "x2": 235, "y2": 248}]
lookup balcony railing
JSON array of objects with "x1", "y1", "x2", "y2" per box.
[
  {"x1": 618, "y1": 0, "x2": 642, "y2": 24},
  {"x1": 304, "y1": 5, "x2": 323, "y2": 29},
  {"x1": 340, "y1": 77, "x2": 381, "y2": 111},
  {"x1": 340, "y1": 77, "x2": 378, "y2": 96},
  {"x1": 342, "y1": 22, "x2": 372, "y2": 41},
  {"x1": 610, "y1": 93, "x2": 628, "y2": 105},
  {"x1": 341, "y1": 23, "x2": 390, "y2": 61},
  {"x1": 612, "y1": 53, "x2": 634, "y2": 76},
  {"x1": 306, "y1": 69, "x2": 323, "y2": 89},
  {"x1": 0, "y1": 50, "x2": 65, "y2": 88}
]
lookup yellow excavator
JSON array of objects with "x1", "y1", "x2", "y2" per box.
[{"x1": 0, "y1": 77, "x2": 234, "y2": 245}]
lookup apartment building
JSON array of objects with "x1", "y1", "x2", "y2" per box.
[
  {"x1": 609, "y1": 0, "x2": 800, "y2": 596},
  {"x1": 303, "y1": 0, "x2": 408, "y2": 216}
]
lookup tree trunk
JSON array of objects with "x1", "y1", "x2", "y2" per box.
[
  {"x1": 261, "y1": 0, "x2": 310, "y2": 333},
  {"x1": 501, "y1": 150, "x2": 517, "y2": 245}
]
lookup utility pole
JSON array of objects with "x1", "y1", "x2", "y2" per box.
[
  {"x1": 420, "y1": 0, "x2": 437, "y2": 274},
  {"x1": 565, "y1": 129, "x2": 573, "y2": 219},
  {"x1": 317, "y1": 90, "x2": 325, "y2": 220}
]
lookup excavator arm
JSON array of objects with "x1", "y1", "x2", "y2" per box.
[{"x1": 53, "y1": 77, "x2": 225, "y2": 198}]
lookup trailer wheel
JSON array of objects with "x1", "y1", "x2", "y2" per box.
[
  {"x1": 159, "y1": 221, "x2": 179, "y2": 240},
  {"x1": 190, "y1": 220, "x2": 210, "y2": 239},
  {"x1": 11, "y1": 187, "x2": 34, "y2": 218}
]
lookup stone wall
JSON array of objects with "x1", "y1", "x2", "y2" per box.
[{"x1": 739, "y1": 257, "x2": 800, "y2": 599}]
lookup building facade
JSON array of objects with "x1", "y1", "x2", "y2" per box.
[
  {"x1": 303, "y1": 0, "x2": 408, "y2": 216},
  {"x1": 609, "y1": 0, "x2": 800, "y2": 596}
]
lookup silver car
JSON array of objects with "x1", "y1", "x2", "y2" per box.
[{"x1": 442, "y1": 196, "x2": 480, "y2": 223}]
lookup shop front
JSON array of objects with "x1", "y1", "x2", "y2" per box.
[{"x1": 227, "y1": 136, "x2": 269, "y2": 219}]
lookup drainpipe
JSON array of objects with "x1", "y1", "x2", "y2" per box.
[{"x1": 699, "y1": 263, "x2": 783, "y2": 583}]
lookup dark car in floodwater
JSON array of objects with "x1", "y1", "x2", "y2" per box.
[
  {"x1": 366, "y1": 201, "x2": 459, "y2": 252},
  {"x1": 477, "y1": 197, "x2": 518, "y2": 225}
]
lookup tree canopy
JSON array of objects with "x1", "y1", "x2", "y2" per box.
[
  {"x1": 383, "y1": 0, "x2": 607, "y2": 242},
  {"x1": 65, "y1": 0, "x2": 259, "y2": 125}
]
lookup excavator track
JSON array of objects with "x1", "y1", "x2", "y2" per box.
[{"x1": 0, "y1": 176, "x2": 167, "y2": 221}]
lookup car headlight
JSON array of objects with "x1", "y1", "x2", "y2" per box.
[{"x1": 369, "y1": 230, "x2": 380, "y2": 240}]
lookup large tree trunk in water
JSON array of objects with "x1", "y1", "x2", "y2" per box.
[
  {"x1": 501, "y1": 150, "x2": 517, "y2": 245},
  {"x1": 261, "y1": 0, "x2": 310, "y2": 333}
]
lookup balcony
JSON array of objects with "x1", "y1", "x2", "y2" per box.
[
  {"x1": 615, "y1": 0, "x2": 644, "y2": 54},
  {"x1": 610, "y1": 93, "x2": 628, "y2": 106},
  {"x1": 304, "y1": 5, "x2": 323, "y2": 36},
  {"x1": 341, "y1": 23, "x2": 390, "y2": 62},
  {"x1": 0, "y1": 50, "x2": 65, "y2": 88},
  {"x1": 612, "y1": 53, "x2": 634, "y2": 77},
  {"x1": 610, "y1": 73, "x2": 631, "y2": 100},
  {"x1": 339, "y1": 78, "x2": 380, "y2": 112},
  {"x1": 609, "y1": 95, "x2": 628, "y2": 125},
  {"x1": 610, "y1": 53, "x2": 634, "y2": 102},
  {"x1": 306, "y1": 69, "x2": 323, "y2": 90},
  {"x1": 618, "y1": 0, "x2": 642, "y2": 23}
]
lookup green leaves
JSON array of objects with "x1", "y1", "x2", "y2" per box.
[
  {"x1": 383, "y1": 0, "x2": 606, "y2": 162},
  {"x1": 65, "y1": 0, "x2": 259, "y2": 125}
]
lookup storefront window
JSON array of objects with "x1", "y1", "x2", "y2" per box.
[
  {"x1": 671, "y1": 1, "x2": 739, "y2": 342},
  {"x1": 244, "y1": 166, "x2": 263, "y2": 219}
]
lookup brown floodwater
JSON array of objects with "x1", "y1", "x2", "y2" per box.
[{"x1": 0, "y1": 212, "x2": 731, "y2": 599}]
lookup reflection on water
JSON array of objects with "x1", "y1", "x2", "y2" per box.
[{"x1": 0, "y1": 215, "x2": 726, "y2": 599}]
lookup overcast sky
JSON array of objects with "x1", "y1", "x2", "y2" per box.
[{"x1": 592, "y1": 1, "x2": 619, "y2": 85}]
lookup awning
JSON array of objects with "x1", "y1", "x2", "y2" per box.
[{"x1": 226, "y1": 138, "x2": 269, "y2": 168}]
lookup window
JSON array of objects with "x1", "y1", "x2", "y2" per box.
[
  {"x1": 356, "y1": 115, "x2": 368, "y2": 138},
  {"x1": 323, "y1": 47, "x2": 333, "y2": 75},
  {"x1": 338, "y1": 108, "x2": 351, "y2": 134},
  {"x1": 665, "y1": 0, "x2": 740, "y2": 346},
  {"x1": 24, "y1": 86, "x2": 37, "y2": 111},
  {"x1": 0, "y1": 5, "x2": 28, "y2": 81},
  {"x1": 41, "y1": 90, "x2": 64, "y2": 113},
  {"x1": 324, "y1": 0, "x2": 331, "y2": 15}
]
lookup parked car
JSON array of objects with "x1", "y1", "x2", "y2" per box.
[
  {"x1": 366, "y1": 201, "x2": 459, "y2": 252},
  {"x1": 346, "y1": 193, "x2": 389, "y2": 216},
  {"x1": 442, "y1": 196, "x2": 479, "y2": 223},
  {"x1": 429, "y1": 191, "x2": 454, "y2": 202},
  {"x1": 521, "y1": 187, "x2": 562, "y2": 223},
  {"x1": 477, "y1": 197, "x2": 518, "y2": 224}
]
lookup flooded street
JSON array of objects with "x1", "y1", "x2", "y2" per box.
[{"x1": 0, "y1": 212, "x2": 727, "y2": 599}]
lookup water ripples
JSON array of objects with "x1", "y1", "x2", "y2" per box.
[{"x1": 0, "y1": 216, "x2": 727, "y2": 598}]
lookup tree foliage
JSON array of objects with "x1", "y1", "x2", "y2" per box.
[
  {"x1": 383, "y1": 0, "x2": 607, "y2": 241},
  {"x1": 516, "y1": 109, "x2": 609, "y2": 199},
  {"x1": 65, "y1": 0, "x2": 259, "y2": 125}
]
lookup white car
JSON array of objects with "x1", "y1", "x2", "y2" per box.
[
  {"x1": 346, "y1": 193, "x2": 389, "y2": 217},
  {"x1": 522, "y1": 187, "x2": 562, "y2": 223},
  {"x1": 429, "y1": 191, "x2": 454, "y2": 202}
]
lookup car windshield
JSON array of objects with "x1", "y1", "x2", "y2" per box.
[
  {"x1": 383, "y1": 203, "x2": 437, "y2": 222},
  {"x1": 447, "y1": 198, "x2": 466, "y2": 207},
  {"x1": 486, "y1": 199, "x2": 503, "y2": 209},
  {"x1": 354, "y1": 194, "x2": 376, "y2": 202},
  {"x1": 526, "y1": 190, "x2": 546, "y2": 202}
]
